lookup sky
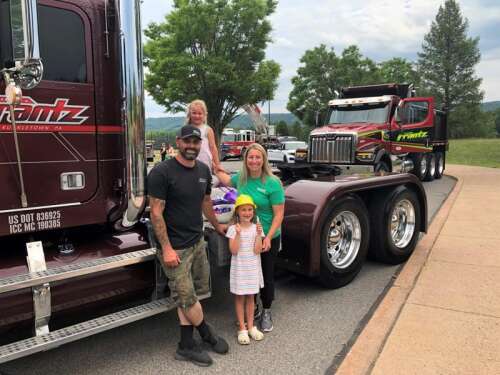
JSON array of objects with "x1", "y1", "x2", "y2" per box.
[{"x1": 141, "y1": 0, "x2": 500, "y2": 117}]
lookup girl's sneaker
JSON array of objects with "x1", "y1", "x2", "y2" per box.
[
  {"x1": 237, "y1": 330, "x2": 250, "y2": 345},
  {"x1": 248, "y1": 326, "x2": 264, "y2": 341}
]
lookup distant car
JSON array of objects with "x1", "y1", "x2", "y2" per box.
[
  {"x1": 267, "y1": 141, "x2": 308, "y2": 164},
  {"x1": 277, "y1": 136, "x2": 298, "y2": 143}
]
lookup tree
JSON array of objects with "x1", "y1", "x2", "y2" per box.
[
  {"x1": 379, "y1": 58, "x2": 420, "y2": 87},
  {"x1": 275, "y1": 120, "x2": 288, "y2": 136},
  {"x1": 495, "y1": 108, "x2": 500, "y2": 136},
  {"x1": 144, "y1": 0, "x2": 281, "y2": 143},
  {"x1": 290, "y1": 120, "x2": 303, "y2": 140},
  {"x1": 287, "y1": 45, "x2": 379, "y2": 128},
  {"x1": 418, "y1": 0, "x2": 484, "y2": 138}
]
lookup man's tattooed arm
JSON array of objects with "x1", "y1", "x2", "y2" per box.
[{"x1": 149, "y1": 196, "x2": 171, "y2": 250}]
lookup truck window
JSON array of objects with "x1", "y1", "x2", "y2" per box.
[
  {"x1": 0, "y1": 0, "x2": 13, "y2": 69},
  {"x1": 327, "y1": 102, "x2": 389, "y2": 125},
  {"x1": 398, "y1": 101, "x2": 429, "y2": 125},
  {"x1": 222, "y1": 134, "x2": 236, "y2": 142},
  {"x1": 38, "y1": 5, "x2": 87, "y2": 83}
]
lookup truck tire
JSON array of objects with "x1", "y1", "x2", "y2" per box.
[
  {"x1": 369, "y1": 186, "x2": 421, "y2": 264},
  {"x1": 411, "y1": 154, "x2": 428, "y2": 181},
  {"x1": 319, "y1": 196, "x2": 369, "y2": 289},
  {"x1": 374, "y1": 161, "x2": 390, "y2": 173},
  {"x1": 423, "y1": 153, "x2": 436, "y2": 181},
  {"x1": 434, "y1": 152, "x2": 445, "y2": 179}
]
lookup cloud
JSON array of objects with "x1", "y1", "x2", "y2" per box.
[
  {"x1": 141, "y1": 0, "x2": 500, "y2": 114},
  {"x1": 477, "y1": 47, "x2": 500, "y2": 101}
]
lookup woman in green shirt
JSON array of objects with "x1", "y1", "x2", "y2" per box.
[{"x1": 216, "y1": 143, "x2": 285, "y2": 332}]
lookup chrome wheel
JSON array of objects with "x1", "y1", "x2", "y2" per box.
[
  {"x1": 390, "y1": 199, "x2": 416, "y2": 248},
  {"x1": 326, "y1": 211, "x2": 362, "y2": 269},
  {"x1": 420, "y1": 157, "x2": 428, "y2": 176},
  {"x1": 438, "y1": 154, "x2": 444, "y2": 174},
  {"x1": 428, "y1": 154, "x2": 436, "y2": 177}
]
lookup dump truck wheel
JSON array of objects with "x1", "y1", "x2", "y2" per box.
[
  {"x1": 369, "y1": 186, "x2": 421, "y2": 264},
  {"x1": 374, "y1": 160, "x2": 390, "y2": 173},
  {"x1": 434, "y1": 152, "x2": 445, "y2": 179},
  {"x1": 424, "y1": 153, "x2": 436, "y2": 181},
  {"x1": 319, "y1": 196, "x2": 369, "y2": 289},
  {"x1": 411, "y1": 154, "x2": 428, "y2": 181}
]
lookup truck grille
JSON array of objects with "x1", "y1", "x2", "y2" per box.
[{"x1": 309, "y1": 134, "x2": 355, "y2": 163}]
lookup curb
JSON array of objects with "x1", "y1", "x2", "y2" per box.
[{"x1": 334, "y1": 175, "x2": 463, "y2": 375}]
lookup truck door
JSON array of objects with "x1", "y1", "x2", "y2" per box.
[
  {"x1": 389, "y1": 98, "x2": 434, "y2": 155},
  {"x1": 0, "y1": 2, "x2": 97, "y2": 211}
]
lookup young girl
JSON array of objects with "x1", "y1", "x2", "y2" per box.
[
  {"x1": 185, "y1": 99, "x2": 223, "y2": 173},
  {"x1": 226, "y1": 194, "x2": 265, "y2": 344}
]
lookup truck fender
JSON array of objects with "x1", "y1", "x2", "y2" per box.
[{"x1": 280, "y1": 174, "x2": 427, "y2": 277}]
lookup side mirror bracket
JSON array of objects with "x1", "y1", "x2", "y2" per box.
[{"x1": 3, "y1": 0, "x2": 43, "y2": 89}]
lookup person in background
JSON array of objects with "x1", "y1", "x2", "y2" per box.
[
  {"x1": 148, "y1": 124, "x2": 229, "y2": 367},
  {"x1": 185, "y1": 99, "x2": 224, "y2": 174},
  {"x1": 226, "y1": 194, "x2": 265, "y2": 345},
  {"x1": 160, "y1": 142, "x2": 167, "y2": 161},
  {"x1": 216, "y1": 143, "x2": 285, "y2": 332}
]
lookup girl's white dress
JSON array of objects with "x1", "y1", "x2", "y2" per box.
[{"x1": 226, "y1": 224, "x2": 264, "y2": 295}]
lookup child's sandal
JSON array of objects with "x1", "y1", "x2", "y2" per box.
[
  {"x1": 237, "y1": 330, "x2": 250, "y2": 345},
  {"x1": 248, "y1": 326, "x2": 264, "y2": 341}
]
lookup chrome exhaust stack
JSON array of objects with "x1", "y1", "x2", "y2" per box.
[{"x1": 115, "y1": 0, "x2": 146, "y2": 228}]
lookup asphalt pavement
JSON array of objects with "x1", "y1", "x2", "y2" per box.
[{"x1": 0, "y1": 165, "x2": 456, "y2": 375}]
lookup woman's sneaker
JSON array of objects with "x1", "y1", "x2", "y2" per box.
[
  {"x1": 175, "y1": 343, "x2": 213, "y2": 367},
  {"x1": 254, "y1": 304, "x2": 262, "y2": 321},
  {"x1": 260, "y1": 309, "x2": 273, "y2": 332}
]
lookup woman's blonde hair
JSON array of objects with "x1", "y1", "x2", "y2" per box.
[
  {"x1": 239, "y1": 143, "x2": 278, "y2": 186},
  {"x1": 185, "y1": 99, "x2": 208, "y2": 125}
]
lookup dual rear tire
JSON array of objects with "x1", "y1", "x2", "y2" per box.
[
  {"x1": 318, "y1": 187, "x2": 421, "y2": 288},
  {"x1": 412, "y1": 152, "x2": 445, "y2": 181}
]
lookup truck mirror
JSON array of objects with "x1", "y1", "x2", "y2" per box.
[
  {"x1": 8, "y1": 0, "x2": 43, "y2": 89},
  {"x1": 395, "y1": 102, "x2": 406, "y2": 124}
]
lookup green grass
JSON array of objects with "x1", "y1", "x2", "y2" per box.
[{"x1": 447, "y1": 138, "x2": 500, "y2": 168}]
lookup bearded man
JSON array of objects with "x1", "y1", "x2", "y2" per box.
[{"x1": 148, "y1": 125, "x2": 228, "y2": 367}]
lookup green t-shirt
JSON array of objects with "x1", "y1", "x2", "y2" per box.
[{"x1": 231, "y1": 172, "x2": 285, "y2": 238}]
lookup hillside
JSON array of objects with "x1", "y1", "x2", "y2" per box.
[
  {"x1": 146, "y1": 112, "x2": 301, "y2": 132},
  {"x1": 481, "y1": 101, "x2": 500, "y2": 112}
]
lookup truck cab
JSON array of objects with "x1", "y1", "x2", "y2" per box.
[{"x1": 305, "y1": 83, "x2": 448, "y2": 181}]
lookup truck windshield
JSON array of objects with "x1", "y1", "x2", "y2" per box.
[
  {"x1": 327, "y1": 102, "x2": 390, "y2": 125},
  {"x1": 0, "y1": 1, "x2": 13, "y2": 69}
]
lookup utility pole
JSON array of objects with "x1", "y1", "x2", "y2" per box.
[{"x1": 268, "y1": 100, "x2": 271, "y2": 128}]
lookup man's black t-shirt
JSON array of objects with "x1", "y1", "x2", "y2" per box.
[{"x1": 148, "y1": 158, "x2": 212, "y2": 249}]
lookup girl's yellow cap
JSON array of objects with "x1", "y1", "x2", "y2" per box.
[{"x1": 234, "y1": 194, "x2": 256, "y2": 209}]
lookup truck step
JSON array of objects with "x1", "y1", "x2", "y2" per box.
[
  {"x1": 0, "y1": 293, "x2": 209, "y2": 364},
  {"x1": 0, "y1": 248, "x2": 156, "y2": 294}
]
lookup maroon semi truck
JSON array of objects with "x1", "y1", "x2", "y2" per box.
[
  {"x1": 295, "y1": 83, "x2": 448, "y2": 181},
  {"x1": 0, "y1": 0, "x2": 428, "y2": 364}
]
